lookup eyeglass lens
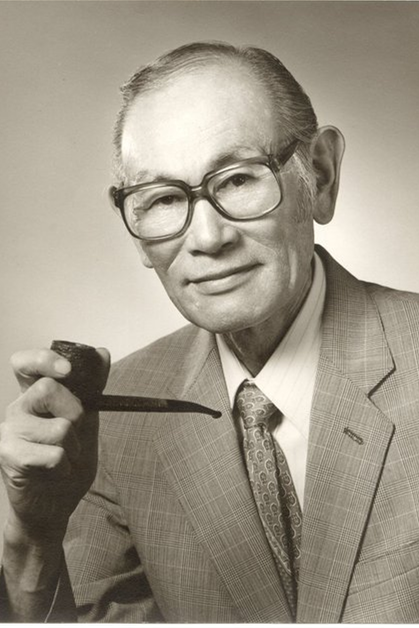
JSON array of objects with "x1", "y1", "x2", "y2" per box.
[{"x1": 124, "y1": 161, "x2": 282, "y2": 240}]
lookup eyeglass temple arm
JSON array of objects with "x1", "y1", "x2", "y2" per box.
[{"x1": 272, "y1": 139, "x2": 301, "y2": 170}]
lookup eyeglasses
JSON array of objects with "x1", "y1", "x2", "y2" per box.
[{"x1": 111, "y1": 140, "x2": 299, "y2": 242}]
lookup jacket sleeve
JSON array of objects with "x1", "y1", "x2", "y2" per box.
[
  {"x1": 1, "y1": 455, "x2": 162, "y2": 623},
  {"x1": 61, "y1": 455, "x2": 163, "y2": 623},
  {"x1": 0, "y1": 557, "x2": 77, "y2": 622}
]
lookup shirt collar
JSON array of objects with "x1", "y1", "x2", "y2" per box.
[{"x1": 216, "y1": 252, "x2": 326, "y2": 437}]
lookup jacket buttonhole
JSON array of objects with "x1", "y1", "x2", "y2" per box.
[{"x1": 343, "y1": 427, "x2": 364, "y2": 445}]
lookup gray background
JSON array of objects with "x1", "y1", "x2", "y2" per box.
[{"x1": 1, "y1": 0, "x2": 418, "y2": 550}]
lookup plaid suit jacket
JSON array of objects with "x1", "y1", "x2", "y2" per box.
[{"x1": 58, "y1": 246, "x2": 419, "y2": 622}]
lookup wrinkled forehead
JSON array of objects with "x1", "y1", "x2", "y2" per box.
[{"x1": 120, "y1": 63, "x2": 282, "y2": 183}]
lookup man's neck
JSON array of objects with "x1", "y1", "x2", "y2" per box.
[{"x1": 221, "y1": 271, "x2": 313, "y2": 377}]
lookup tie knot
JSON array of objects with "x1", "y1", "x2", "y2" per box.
[{"x1": 236, "y1": 381, "x2": 278, "y2": 429}]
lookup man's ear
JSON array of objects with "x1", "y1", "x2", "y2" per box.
[
  {"x1": 108, "y1": 186, "x2": 120, "y2": 215},
  {"x1": 311, "y1": 126, "x2": 345, "y2": 225}
]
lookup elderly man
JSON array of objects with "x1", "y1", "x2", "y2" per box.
[{"x1": 1, "y1": 42, "x2": 419, "y2": 623}]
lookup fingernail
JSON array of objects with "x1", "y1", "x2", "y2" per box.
[{"x1": 55, "y1": 358, "x2": 71, "y2": 375}]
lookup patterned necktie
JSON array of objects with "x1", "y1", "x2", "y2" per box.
[{"x1": 236, "y1": 380, "x2": 302, "y2": 619}]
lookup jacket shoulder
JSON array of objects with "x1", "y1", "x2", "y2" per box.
[
  {"x1": 366, "y1": 281, "x2": 419, "y2": 320},
  {"x1": 365, "y1": 281, "x2": 419, "y2": 357}
]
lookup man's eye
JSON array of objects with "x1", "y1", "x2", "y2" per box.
[
  {"x1": 153, "y1": 195, "x2": 178, "y2": 207},
  {"x1": 222, "y1": 173, "x2": 252, "y2": 189},
  {"x1": 143, "y1": 194, "x2": 185, "y2": 211}
]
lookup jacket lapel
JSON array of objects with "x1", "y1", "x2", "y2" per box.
[
  {"x1": 297, "y1": 248, "x2": 395, "y2": 623},
  {"x1": 152, "y1": 329, "x2": 293, "y2": 622},
  {"x1": 146, "y1": 247, "x2": 397, "y2": 622}
]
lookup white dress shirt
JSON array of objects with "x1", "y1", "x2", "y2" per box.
[{"x1": 216, "y1": 252, "x2": 326, "y2": 509}]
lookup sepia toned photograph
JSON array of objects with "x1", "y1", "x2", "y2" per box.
[{"x1": 0, "y1": 0, "x2": 418, "y2": 622}]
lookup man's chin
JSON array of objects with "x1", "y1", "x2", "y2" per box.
[
  {"x1": 182, "y1": 310, "x2": 259, "y2": 336},
  {"x1": 170, "y1": 290, "x2": 269, "y2": 335}
]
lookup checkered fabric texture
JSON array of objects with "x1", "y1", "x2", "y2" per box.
[
  {"x1": 237, "y1": 380, "x2": 302, "y2": 618},
  {"x1": 13, "y1": 248, "x2": 419, "y2": 622}
]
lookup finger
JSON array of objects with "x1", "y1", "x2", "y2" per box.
[
  {"x1": 0, "y1": 437, "x2": 72, "y2": 480},
  {"x1": 1, "y1": 415, "x2": 81, "y2": 466},
  {"x1": 11, "y1": 349, "x2": 72, "y2": 392},
  {"x1": 16, "y1": 378, "x2": 84, "y2": 424},
  {"x1": 15, "y1": 378, "x2": 99, "y2": 453}
]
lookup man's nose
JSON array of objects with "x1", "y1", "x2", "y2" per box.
[{"x1": 186, "y1": 198, "x2": 240, "y2": 254}]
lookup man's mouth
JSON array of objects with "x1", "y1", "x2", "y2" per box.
[
  {"x1": 188, "y1": 265, "x2": 258, "y2": 293},
  {"x1": 191, "y1": 264, "x2": 256, "y2": 283}
]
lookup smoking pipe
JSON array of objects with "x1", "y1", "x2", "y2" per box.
[{"x1": 50, "y1": 340, "x2": 221, "y2": 418}]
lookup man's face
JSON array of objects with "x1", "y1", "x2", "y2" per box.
[{"x1": 121, "y1": 63, "x2": 316, "y2": 335}]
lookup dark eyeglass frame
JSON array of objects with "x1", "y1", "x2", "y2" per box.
[{"x1": 111, "y1": 139, "x2": 300, "y2": 242}]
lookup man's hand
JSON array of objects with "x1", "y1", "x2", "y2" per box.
[
  {"x1": 0, "y1": 345, "x2": 110, "y2": 621},
  {"x1": 1, "y1": 346, "x2": 110, "y2": 536}
]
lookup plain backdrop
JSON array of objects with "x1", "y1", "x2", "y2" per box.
[{"x1": 0, "y1": 1, "x2": 418, "y2": 552}]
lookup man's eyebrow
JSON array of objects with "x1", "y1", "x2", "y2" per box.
[
  {"x1": 129, "y1": 146, "x2": 268, "y2": 185},
  {"x1": 208, "y1": 147, "x2": 263, "y2": 171},
  {"x1": 130, "y1": 170, "x2": 173, "y2": 185}
]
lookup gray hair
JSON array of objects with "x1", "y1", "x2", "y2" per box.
[{"x1": 113, "y1": 41, "x2": 318, "y2": 208}]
